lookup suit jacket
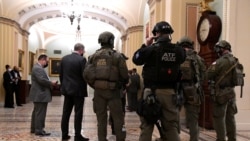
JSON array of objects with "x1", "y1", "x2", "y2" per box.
[
  {"x1": 127, "y1": 73, "x2": 140, "y2": 93},
  {"x1": 29, "y1": 63, "x2": 52, "y2": 102},
  {"x1": 10, "y1": 70, "x2": 21, "y2": 86},
  {"x1": 60, "y1": 52, "x2": 88, "y2": 97},
  {"x1": 3, "y1": 70, "x2": 14, "y2": 88}
]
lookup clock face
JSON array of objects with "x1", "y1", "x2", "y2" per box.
[
  {"x1": 198, "y1": 18, "x2": 210, "y2": 42},
  {"x1": 197, "y1": 13, "x2": 222, "y2": 51}
]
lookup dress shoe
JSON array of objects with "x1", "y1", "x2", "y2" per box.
[
  {"x1": 74, "y1": 135, "x2": 89, "y2": 141},
  {"x1": 17, "y1": 104, "x2": 23, "y2": 106},
  {"x1": 4, "y1": 106, "x2": 15, "y2": 108},
  {"x1": 35, "y1": 131, "x2": 51, "y2": 136},
  {"x1": 30, "y1": 131, "x2": 35, "y2": 134},
  {"x1": 62, "y1": 135, "x2": 71, "y2": 140}
]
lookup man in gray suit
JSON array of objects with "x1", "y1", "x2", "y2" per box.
[
  {"x1": 29, "y1": 54, "x2": 57, "y2": 136},
  {"x1": 60, "y1": 43, "x2": 89, "y2": 141}
]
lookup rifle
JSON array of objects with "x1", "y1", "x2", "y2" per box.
[
  {"x1": 240, "y1": 85, "x2": 243, "y2": 98},
  {"x1": 191, "y1": 59, "x2": 204, "y2": 101},
  {"x1": 240, "y1": 74, "x2": 244, "y2": 98},
  {"x1": 171, "y1": 77, "x2": 184, "y2": 110},
  {"x1": 239, "y1": 65, "x2": 245, "y2": 98}
]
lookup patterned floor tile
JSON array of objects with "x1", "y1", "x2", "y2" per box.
[{"x1": 0, "y1": 96, "x2": 249, "y2": 141}]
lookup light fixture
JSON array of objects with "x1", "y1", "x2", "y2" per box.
[
  {"x1": 61, "y1": 0, "x2": 84, "y2": 41},
  {"x1": 61, "y1": 0, "x2": 83, "y2": 25},
  {"x1": 75, "y1": 16, "x2": 82, "y2": 41}
]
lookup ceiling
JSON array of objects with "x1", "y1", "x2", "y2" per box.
[{"x1": 0, "y1": 0, "x2": 148, "y2": 36}]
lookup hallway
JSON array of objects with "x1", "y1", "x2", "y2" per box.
[{"x1": 0, "y1": 95, "x2": 249, "y2": 141}]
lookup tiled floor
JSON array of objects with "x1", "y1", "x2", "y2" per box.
[{"x1": 0, "y1": 95, "x2": 249, "y2": 141}]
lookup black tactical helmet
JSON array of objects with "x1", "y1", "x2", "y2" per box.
[
  {"x1": 214, "y1": 40, "x2": 231, "y2": 51},
  {"x1": 178, "y1": 36, "x2": 194, "y2": 49},
  {"x1": 152, "y1": 21, "x2": 174, "y2": 36},
  {"x1": 98, "y1": 31, "x2": 115, "y2": 46}
]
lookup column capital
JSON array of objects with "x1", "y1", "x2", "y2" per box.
[
  {"x1": 126, "y1": 25, "x2": 143, "y2": 34},
  {"x1": 121, "y1": 34, "x2": 127, "y2": 41}
]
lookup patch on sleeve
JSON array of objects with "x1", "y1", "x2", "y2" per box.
[
  {"x1": 210, "y1": 62, "x2": 217, "y2": 71},
  {"x1": 135, "y1": 52, "x2": 140, "y2": 59}
]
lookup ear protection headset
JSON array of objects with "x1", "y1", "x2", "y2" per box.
[
  {"x1": 98, "y1": 31, "x2": 114, "y2": 45},
  {"x1": 107, "y1": 36, "x2": 114, "y2": 45}
]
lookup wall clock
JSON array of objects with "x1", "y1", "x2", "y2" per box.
[
  {"x1": 197, "y1": 11, "x2": 222, "y2": 130},
  {"x1": 197, "y1": 11, "x2": 222, "y2": 46}
]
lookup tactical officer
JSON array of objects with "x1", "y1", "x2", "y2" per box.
[
  {"x1": 109, "y1": 53, "x2": 129, "y2": 135},
  {"x1": 133, "y1": 21, "x2": 186, "y2": 141},
  {"x1": 178, "y1": 36, "x2": 206, "y2": 141},
  {"x1": 206, "y1": 40, "x2": 238, "y2": 141},
  {"x1": 85, "y1": 31, "x2": 129, "y2": 141}
]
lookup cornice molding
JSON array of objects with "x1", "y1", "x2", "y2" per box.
[
  {"x1": 148, "y1": 0, "x2": 155, "y2": 8},
  {"x1": 0, "y1": 17, "x2": 29, "y2": 37},
  {"x1": 148, "y1": 0, "x2": 161, "y2": 8},
  {"x1": 17, "y1": 2, "x2": 127, "y2": 23},
  {"x1": 17, "y1": 1, "x2": 128, "y2": 33}
]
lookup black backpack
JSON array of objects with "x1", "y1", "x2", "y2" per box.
[{"x1": 232, "y1": 57, "x2": 245, "y2": 87}]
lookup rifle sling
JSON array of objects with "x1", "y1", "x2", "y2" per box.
[{"x1": 215, "y1": 60, "x2": 238, "y2": 87}]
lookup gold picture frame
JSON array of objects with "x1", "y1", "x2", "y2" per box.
[
  {"x1": 29, "y1": 52, "x2": 35, "y2": 74},
  {"x1": 49, "y1": 58, "x2": 61, "y2": 76},
  {"x1": 18, "y1": 50, "x2": 24, "y2": 70}
]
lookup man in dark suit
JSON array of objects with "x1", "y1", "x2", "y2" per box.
[
  {"x1": 60, "y1": 43, "x2": 89, "y2": 141},
  {"x1": 3, "y1": 64, "x2": 15, "y2": 108},
  {"x1": 29, "y1": 54, "x2": 57, "y2": 136},
  {"x1": 127, "y1": 68, "x2": 141, "y2": 111},
  {"x1": 131, "y1": 68, "x2": 141, "y2": 109},
  {"x1": 11, "y1": 66, "x2": 22, "y2": 106}
]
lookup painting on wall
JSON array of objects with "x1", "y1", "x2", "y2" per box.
[
  {"x1": 49, "y1": 58, "x2": 61, "y2": 76},
  {"x1": 18, "y1": 50, "x2": 24, "y2": 70},
  {"x1": 145, "y1": 22, "x2": 149, "y2": 38},
  {"x1": 29, "y1": 52, "x2": 35, "y2": 74}
]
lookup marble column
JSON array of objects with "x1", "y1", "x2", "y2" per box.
[{"x1": 123, "y1": 26, "x2": 143, "y2": 71}]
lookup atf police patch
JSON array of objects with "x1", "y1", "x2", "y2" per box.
[{"x1": 161, "y1": 53, "x2": 176, "y2": 61}]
